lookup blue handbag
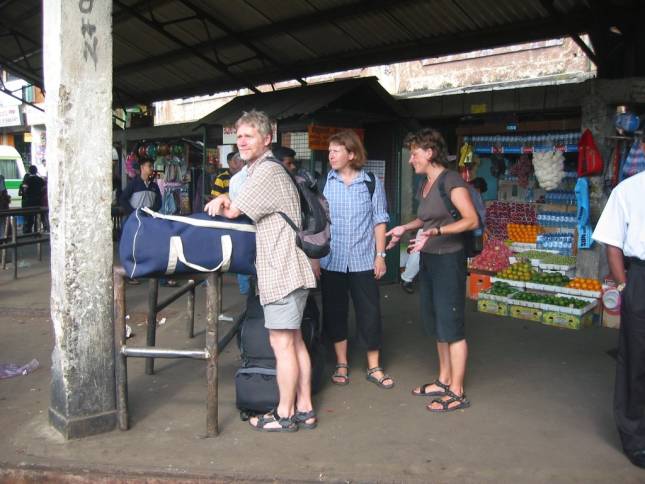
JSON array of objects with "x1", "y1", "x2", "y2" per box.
[{"x1": 119, "y1": 207, "x2": 256, "y2": 279}]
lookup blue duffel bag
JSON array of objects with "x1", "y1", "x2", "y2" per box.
[{"x1": 119, "y1": 207, "x2": 256, "y2": 279}]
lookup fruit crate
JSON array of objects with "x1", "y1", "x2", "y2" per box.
[
  {"x1": 478, "y1": 289, "x2": 515, "y2": 304},
  {"x1": 542, "y1": 310, "x2": 594, "y2": 330},
  {"x1": 538, "y1": 262, "x2": 576, "y2": 276},
  {"x1": 538, "y1": 294, "x2": 597, "y2": 315},
  {"x1": 477, "y1": 299, "x2": 509, "y2": 316},
  {"x1": 510, "y1": 305, "x2": 543, "y2": 322},
  {"x1": 490, "y1": 277, "x2": 526, "y2": 289}
]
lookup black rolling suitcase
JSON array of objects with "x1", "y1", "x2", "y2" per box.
[{"x1": 235, "y1": 293, "x2": 325, "y2": 418}]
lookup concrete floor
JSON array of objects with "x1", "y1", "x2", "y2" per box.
[{"x1": 0, "y1": 248, "x2": 643, "y2": 483}]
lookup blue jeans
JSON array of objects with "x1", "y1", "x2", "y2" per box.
[{"x1": 237, "y1": 274, "x2": 250, "y2": 295}]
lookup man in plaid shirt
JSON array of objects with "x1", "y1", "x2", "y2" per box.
[{"x1": 205, "y1": 110, "x2": 317, "y2": 432}]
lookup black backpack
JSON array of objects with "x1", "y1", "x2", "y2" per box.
[
  {"x1": 269, "y1": 157, "x2": 332, "y2": 259},
  {"x1": 437, "y1": 172, "x2": 484, "y2": 258}
]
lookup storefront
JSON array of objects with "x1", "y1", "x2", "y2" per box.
[
  {"x1": 195, "y1": 77, "x2": 411, "y2": 282},
  {"x1": 399, "y1": 80, "x2": 645, "y2": 331}
]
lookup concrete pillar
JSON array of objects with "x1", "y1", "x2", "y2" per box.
[
  {"x1": 576, "y1": 80, "x2": 614, "y2": 280},
  {"x1": 44, "y1": 1, "x2": 116, "y2": 439}
]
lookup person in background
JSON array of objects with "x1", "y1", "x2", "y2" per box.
[
  {"x1": 273, "y1": 146, "x2": 297, "y2": 174},
  {"x1": 211, "y1": 151, "x2": 244, "y2": 199},
  {"x1": 592, "y1": 169, "x2": 645, "y2": 469},
  {"x1": 386, "y1": 128, "x2": 478, "y2": 413},
  {"x1": 399, "y1": 229, "x2": 424, "y2": 294},
  {"x1": 319, "y1": 130, "x2": 394, "y2": 390},
  {"x1": 228, "y1": 151, "x2": 251, "y2": 295},
  {"x1": 0, "y1": 175, "x2": 10, "y2": 237},
  {"x1": 20, "y1": 165, "x2": 45, "y2": 234},
  {"x1": 119, "y1": 158, "x2": 161, "y2": 217},
  {"x1": 205, "y1": 110, "x2": 317, "y2": 432}
]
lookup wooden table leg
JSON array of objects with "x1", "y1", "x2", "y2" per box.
[{"x1": 206, "y1": 272, "x2": 220, "y2": 436}]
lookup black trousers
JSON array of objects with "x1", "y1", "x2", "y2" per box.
[
  {"x1": 616, "y1": 258, "x2": 645, "y2": 453},
  {"x1": 320, "y1": 269, "x2": 382, "y2": 351}
]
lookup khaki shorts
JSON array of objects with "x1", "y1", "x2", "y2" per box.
[{"x1": 263, "y1": 288, "x2": 309, "y2": 330}]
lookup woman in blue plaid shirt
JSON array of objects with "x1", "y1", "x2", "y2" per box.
[{"x1": 317, "y1": 130, "x2": 394, "y2": 389}]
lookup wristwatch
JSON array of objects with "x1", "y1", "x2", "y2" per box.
[{"x1": 376, "y1": 252, "x2": 387, "y2": 258}]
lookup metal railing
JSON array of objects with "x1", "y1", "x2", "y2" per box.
[{"x1": 0, "y1": 207, "x2": 50, "y2": 279}]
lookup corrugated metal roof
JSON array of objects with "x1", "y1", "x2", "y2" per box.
[{"x1": 0, "y1": 0, "x2": 629, "y2": 104}]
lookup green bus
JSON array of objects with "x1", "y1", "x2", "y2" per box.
[{"x1": 0, "y1": 145, "x2": 26, "y2": 208}]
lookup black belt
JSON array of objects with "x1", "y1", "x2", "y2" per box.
[{"x1": 627, "y1": 257, "x2": 645, "y2": 267}]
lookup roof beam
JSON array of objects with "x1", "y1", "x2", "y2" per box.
[
  {"x1": 177, "y1": 0, "x2": 306, "y2": 86},
  {"x1": 132, "y1": 11, "x2": 596, "y2": 103},
  {"x1": 115, "y1": 0, "x2": 421, "y2": 76},
  {"x1": 539, "y1": 0, "x2": 597, "y2": 65},
  {"x1": 112, "y1": 0, "x2": 260, "y2": 94}
]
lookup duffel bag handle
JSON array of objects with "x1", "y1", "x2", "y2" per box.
[
  {"x1": 142, "y1": 207, "x2": 256, "y2": 233},
  {"x1": 166, "y1": 235, "x2": 232, "y2": 274}
]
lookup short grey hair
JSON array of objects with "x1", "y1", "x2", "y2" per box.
[{"x1": 235, "y1": 110, "x2": 272, "y2": 138}]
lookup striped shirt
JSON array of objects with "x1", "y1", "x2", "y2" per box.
[
  {"x1": 211, "y1": 170, "x2": 231, "y2": 197},
  {"x1": 321, "y1": 169, "x2": 390, "y2": 273}
]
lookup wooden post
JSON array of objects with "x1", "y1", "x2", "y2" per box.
[{"x1": 205, "y1": 273, "x2": 220, "y2": 436}]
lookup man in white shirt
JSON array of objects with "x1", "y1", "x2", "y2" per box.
[{"x1": 592, "y1": 169, "x2": 645, "y2": 468}]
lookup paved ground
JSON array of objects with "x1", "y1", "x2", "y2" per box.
[{"x1": 0, "y1": 247, "x2": 643, "y2": 483}]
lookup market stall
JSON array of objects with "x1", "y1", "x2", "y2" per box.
[{"x1": 460, "y1": 115, "x2": 644, "y2": 331}]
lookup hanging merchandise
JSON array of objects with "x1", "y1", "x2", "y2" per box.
[
  {"x1": 138, "y1": 144, "x2": 148, "y2": 159},
  {"x1": 532, "y1": 151, "x2": 565, "y2": 191},
  {"x1": 577, "y1": 129, "x2": 603, "y2": 177},
  {"x1": 160, "y1": 190, "x2": 178, "y2": 215},
  {"x1": 489, "y1": 154, "x2": 506, "y2": 178},
  {"x1": 158, "y1": 143, "x2": 170, "y2": 156},
  {"x1": 621, "y1": 139, "x2": 645, "y2": 180},
  {"x1": 459, "y1": 142, "x2": 473, "y2": 167},
  {"x1": 146, "y1": 143, "x2": 158, "y2": 159},
  {"x1": 172, "y1": 144, "x2": 184, "y2": 157},
  {"x1": 165, "y1": 159, "x2": 182, "y2": 183},
  {"x1": 615, "y1": 112, "x2": 640, "y2": 135},
  {"x1": 509, "y1": 154, "x2": 533, "y2": 188},
  {"x1": 125, "y1": 152, "x2": 138, "y2": 178},
  {"x1": 575, "y1": 177, "x2": 593, "y2": 249}
]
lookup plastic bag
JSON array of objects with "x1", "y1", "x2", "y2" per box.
[
  {"x1": 577, "y1": 129, "x2": 603, "y2": 177},
  {"x1": 0, "y1": 359, "x2": 39, "y2": 380}
]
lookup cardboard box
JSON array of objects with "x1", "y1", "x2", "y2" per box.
[
  {"x1": 477, "y1": 299, "x2": 508, "y2": 316},
  {"x1": 509, "y1": 305, "x2": 543, "y2": 322},
  {"x1": 542, "y1": 310, "x2": 594, "y2": 330},
  {"x1": 468, "y1": 272, "x2": 492, "y2": 300}
]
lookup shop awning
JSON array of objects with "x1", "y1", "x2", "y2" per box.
[{"x1": 193, "y1": 77, "x2": 407, "y2": 128}]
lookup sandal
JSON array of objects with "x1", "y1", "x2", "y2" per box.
[
  {"x1": 332, "y1": 363, "x2": 350, "y2": 386},
  {"x1": 426, "y1": 390, "x2": 471, "y2": 413},
  {"x1": 293, "y1": 410, "x2": 317, "y2": 430},
  {"x1": 249, "y1": 409, "x2": 298, "y2": 432},
  {"x1": 412, "y1": 379, "x2": 449, "y2": 397},
  {"x1": 366, "y1": 367, "x2": 395, "y2": 389}
]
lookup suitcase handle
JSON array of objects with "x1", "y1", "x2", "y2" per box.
[{"x1": 166, "y1": 235, "x2": 232, "y2": 273}]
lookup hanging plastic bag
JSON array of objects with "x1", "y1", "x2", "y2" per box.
[
  {"x1": 577, "y1": 129, "x2": 603, "y2": 177},
  {"x1": 621, "y1": 139, "x2": 645, "y2": 180}
]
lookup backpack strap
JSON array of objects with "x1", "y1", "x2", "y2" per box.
[
  {"x1": 437, "y1": 171, "x2": 461, "y2": 222},
  {"x1": 266, "y1": 156, "x2": 303, "y2": 231},
  {"x1": 365, "y1": 171, "x2": 376, "y2": 198},
  {"x1": 438, "y1": 173, "x2": 483, "y2": 229}
]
